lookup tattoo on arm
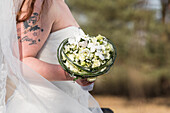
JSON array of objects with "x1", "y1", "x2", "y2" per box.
[
  {"x1": 23, "y1": 12, "x2": 43, "y2": 33},
  {"x1": 20, "y1": 36, "x2": 37, "y2": 45},
  {"x1": 18, "y1": 12, "x2": 43, "y2": 45},
  {"x1": 30, "y1": 25, "x2": 40, "y2": 32}
]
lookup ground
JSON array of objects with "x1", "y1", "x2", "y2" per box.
[{"x1": 94, "y1": 95, "x2": 170, "y2": 113}]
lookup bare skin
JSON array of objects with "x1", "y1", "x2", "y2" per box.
[{"x1": 17, "y1": 0, "x2": 94, "y2": 86}]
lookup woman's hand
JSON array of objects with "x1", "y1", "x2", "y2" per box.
[
  {"x1": 64, "y1": 71, "x2": 95, "y2": 86},
  {"x1": 76, "y1": 78, "x2": 95, "y2": 86}
]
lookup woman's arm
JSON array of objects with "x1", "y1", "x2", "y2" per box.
[
  {"x1": 18, "y1": 0, "x2": 73, "y2": 81},
  {"x1": 22, "y1": 56, "x2": 94, "y2": 86},
  {"x1": 18, "y1": 0, "x2": 94, "y2": 85},
  {"x1": 22, "y1": 57, "x2": 73, "y2": 81}
]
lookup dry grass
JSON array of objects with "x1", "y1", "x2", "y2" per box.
[{"x1": 94, "y1": 95, "x2": 170, "y2": 113}]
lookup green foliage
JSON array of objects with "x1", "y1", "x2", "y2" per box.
[{"x1": 67, "y1": 0, "x2": 170, "y2": 97}]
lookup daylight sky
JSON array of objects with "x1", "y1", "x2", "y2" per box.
[{"x1": 147, "y1": 0, "x2": 161, "y2": 9}]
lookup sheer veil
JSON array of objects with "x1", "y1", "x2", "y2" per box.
[
  {"x1": 0, "y1": 0, "x2": 49, "y2": 112},
  {"x1": 0, "y1": 0, "x2": 103, "y2": 113}
]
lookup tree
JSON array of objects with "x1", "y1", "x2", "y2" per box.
[
  {"x1": 67, "y1": 0, "x2": 170, "y2": 97},
  {"x1": 161, "y1": 0, "x2": 170, "y2": 23}
]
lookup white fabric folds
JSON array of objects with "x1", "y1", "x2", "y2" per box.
[{"x1": 0, "y1": 0, "x2": 103, "y2": 113}]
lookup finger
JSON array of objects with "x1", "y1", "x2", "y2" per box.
[{"x1": 83, "y1": 80, "x2": 94, "y2": 85}]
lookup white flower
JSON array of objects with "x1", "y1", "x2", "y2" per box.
[
  {"x1": 88, "y1": 53, "x2": 94, "y2": 59},
  {"x1": 64, "y1": 45, "x2": 70, "y2": 53},
  {"x1": 99, "y1": 54, "x2": 105, "y2": 60},
  {"x1": 73, "y1": 50, "x2": 78, "y2": 54},
  {"x1": 86, "y1": 59, "x2": 91, "y2": 63},
  {"x1": 79, "y1": 48, "x2": 89, "y2": 58},
  {"x1": 81, "y1": 34, "x2": 90, "y2": 40},
  {"x1": 79, "y1": 55, "x2": 85, "y2": 61},
  {"x1": 96, "y1": 34, "x2": 104, "y2": 40},
  {"x1": 78, "y1": 40, "x2": 88, "y2": 48},
  {"x1": 105, "y1": 52, "x2": 110, "y2": 59},
  {"x1": 107, "y1": 43, "x2": 114, "y2": 52},
  {"x1": 77, "y1": 54, "x2": 85, "y2": 61},
  {"x1": 96, "y1": 42, "x2": 100, "y2": 46},
  {"x1": 68, "y1": 38, "x2": 76, "y2": 45},
  {"x1": 90, "y1": 46, "x2": 96, "y2": 52},
  {"x1": 95, "y1": 51, "x2": 105, "y2": 60},
  {"x1": 95, "y1": 45, "x2": 102, "y2": 50},
  {"x1": 101, "y1": 45, "x2": 106, "y2": 50},
  {"x1": 92, "y1": 60, "x2": 101, "y2": 68},
  {"x1": 79, "y1": 48, "x2": 90, "y2": 54},
  {"x1": 88, "y1": 43, "x2": 96, "y2": 52},
  {"x1": 103, "y1": 40, "x2": 107, "y2": 45},
  {"x1": 74, "y1": 33, "x2": 81, "y2": 42},
  {"x1": 87, "y1": 43, "x2": 93, "y2": 48},
  {"x1": 102, "y1": 50, "x2": 107, "y2": 54},
  {"x1": 91, "y1": 38, "x2": 98, "y2": 45},
  {"x1": 95, "y1": 52, "x2": 100, "y2": 56}
]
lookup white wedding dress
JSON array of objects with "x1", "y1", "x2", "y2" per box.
[{"x1": 5, "y1": 26, "x2": 103, "y2": 113}]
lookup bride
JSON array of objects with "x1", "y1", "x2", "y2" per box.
[{"x1": 0, "y1": 0, "x2": 103, "y2": 113}]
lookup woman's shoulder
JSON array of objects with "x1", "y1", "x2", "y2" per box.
[
  {"x1": 45, "y1": 0, "x2": 65, "y2": 15},
  {"x1": 53, "y1": 0, "x2": 65, "y2": 3},
  {"x1": 49, "y1": 0, "x2": 80, "y2": 32},
  {"x1": 46, "y1": 0, "x2": 67, "y2": 20},
  {"x1": 51, "y1": 0, "x2": 66, "y2": 10}
]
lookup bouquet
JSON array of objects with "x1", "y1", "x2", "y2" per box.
[{"x1": 57, "y1": 34, "x2": 117, "y2": 82}]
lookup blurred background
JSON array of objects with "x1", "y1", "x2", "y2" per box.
[{"x1": 66, "y1": 0, "x2": 170, "y2": 113}]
